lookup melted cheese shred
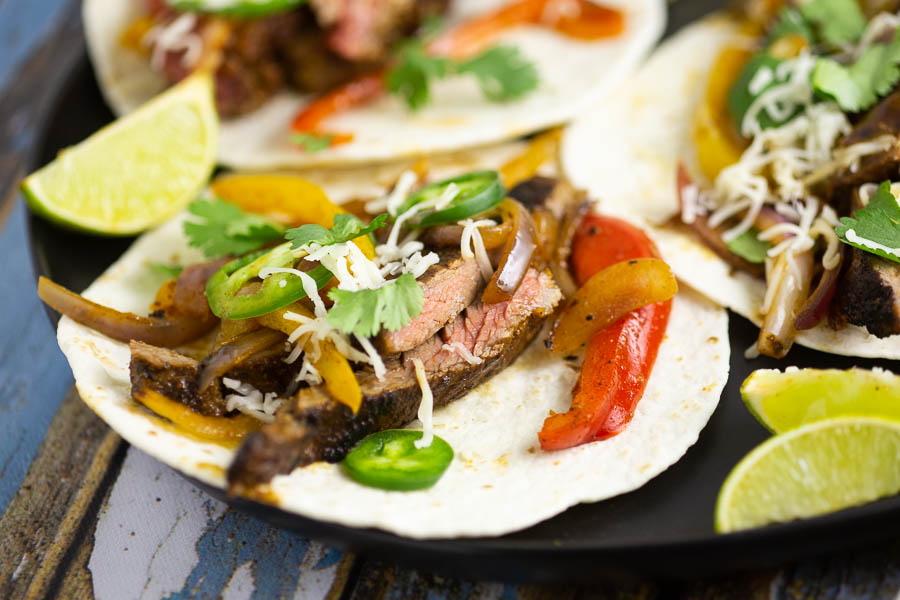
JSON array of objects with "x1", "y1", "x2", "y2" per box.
[
  {"x1": 411, "y1": 358, "x2": 434, "y2": 449},
  {"x1": 144, "y1": 13, "x2": 203, "y2": 71},
  {"x1": 442, "y1": 342, "x2": 483, "y2": 365},
  {"x1": 459, "y1": 219, "x2": 496, "y2": 281}
]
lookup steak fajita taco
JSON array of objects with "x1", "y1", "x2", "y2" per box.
[
  {"x1": 40, "y1": 142, "x2": 730, "y2": 538},
  {"x1": 564, "y1": 0, "x2": 900, "y2": 359},
  {"x1": 84, "y1": 0, "x2": 665, "y2": 169}
]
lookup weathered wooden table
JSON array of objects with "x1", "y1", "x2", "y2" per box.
[{"x1": 2, "y1": 0, "x2": 900, "y2": 597}]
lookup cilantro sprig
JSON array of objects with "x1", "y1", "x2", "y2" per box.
[
  {"x1": 184, "y1": 198, "x2": 285, "y2": 258},
  {"x1": 326, "y1": 273, "x2": 425, "y2": 337},
  {"x1": 812, "y1": 32, "x2": 900, "y2": 112},
  {"x1": 835, "y1": 181, "x2": 900, "y2": 264},
  {"x1": 287, "y1": 213, "x2": 388, "y2": 249},
  {"x1": 727, "y1": 229, "x2": 771, "y2": 264},
  {"x1": 733, "y1": 0, "x2": 888, "y2": 131},
  {"x1": 387, "y1": 35, "x2": 539, "y2": 110},
  {"x1": 797, "y1": 0, "x2": 866, "y2": 46},
  {"x1": 291, "y1": 132, "x2": 333, "y2": 153}
]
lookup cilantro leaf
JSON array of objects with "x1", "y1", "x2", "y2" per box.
[
  {"x1": 150, "y1": 263, "x2": 184, "y2": 278},
  {"x1": 813, "y1": 32, "x2": 900, "y2": 112},
  {"x1": 385, "y1": 27, "x2": 539, "y2": 110},
  {"x1": 184, "y1": 198, "x2": 285, "y2": 258},
  {"x1": 286, "y1": 213, "x2": 388, "y2": 249},
  {"x1": 728, "y1": 53, "x2": 789, "y2": 131},
  {"x1": 386, "y1": 40, "x2": 450, "y2": 110},
  {"x1": 456, "y1": 45, "x2": 539, "y2": 102},
  {"x1": 727, "y1": 229, "x2": 771, "y2": 264},
  {"x1": 291, "y1": 132, "x2": 333, "y2": 152},
  {"x1": 768, "y1": 7, "x2": 814, "y2": 44},
  {"x1": 799, "y1": 0, "x2": 866, "y2": 46},
  {"x1": 326, "y1": 273, "x2": 424, "y2": 337},
  {"x1": 835, "y1": 181, "x2": 900, "y2": 264}
]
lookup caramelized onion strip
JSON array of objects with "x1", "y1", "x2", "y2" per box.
[{"x1": 38, "y1": 277, "x2": 215, "y2": 347}]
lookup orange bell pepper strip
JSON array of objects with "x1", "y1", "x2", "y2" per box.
[
  {"x1": 290, "y1": 70, "x2": 387, "y2": 136},
  {"x1": 499, "y1": 127, "x2": 562, "y2": 188},
  {"x1": 539, "y1": 215, "x2": 673, "y2": 451},
  {"x1": 693, "y1": 46, "x2": 751, "y2": 181},
  {"x1": 256, "y1": 303, "x2": 363, "y2": 413},
  {"x1": 210, "y1": 174, "x2": 376, "y2": 259},
  {"x1": 545, "y1": 257, "x2": 676, "y2": 355},
  {"x1": 133, "y1": 388, "x2": 262, "y2": 444}
]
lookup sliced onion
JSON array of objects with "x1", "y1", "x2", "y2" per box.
[
  {"x1": 676, "y1": 164, "x2": 764, "y2": 278},
  {"x1": 794, "y1": 244, "x2": 846, "y2": 330},
  {"x1": 197, "y1": 327, "x2": 286, "y2": 391},
  {"x1": 422, "y1": 220, "x2": 511, "y2": 249},
  {"x1": 482, "y1": 199, "x2": 537, "y2": 304},
  {"x1": 38, "y1": 277, "x2": 216, "y2": 347},
  {"x1": 758, "y1": 249, "x2": 815, "y2": 358},
  {"x1": 174, "y1": 258, "x2": 229, "y2": 318},
  {"x1": 551, "y1": 196, "x2": 589, "y2": 299}
]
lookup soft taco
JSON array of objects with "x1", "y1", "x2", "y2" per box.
[
  {"x1": 84, "y1": 0, "x2": 665, "y2": 169},
  {"x1": 41, "y1": 142, "x2": 730, "y2": 538},
  {"x1": 563, "y1": 1, "x2": 900, "y2": 359}
]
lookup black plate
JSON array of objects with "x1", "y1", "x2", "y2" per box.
[{"x1": 27, "y1": 0, "x2": 900, "y2": 583}]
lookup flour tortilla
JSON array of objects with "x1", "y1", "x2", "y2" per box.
[
  {"x1": 83, "y1": 0, "x2": 665, "y2": 170},
  {"x1": 562, "y1": 16, "x2": 900, "y2": 359},
  {"x1": 54, "y1": 146, "x2": 730, "y2": 538}
]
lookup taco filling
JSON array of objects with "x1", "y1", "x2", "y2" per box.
[
  {"x1": 676, "y1": 0, "x2": 900, "y2": 357},
  {"x1": 41, "y1": 135, "x2": 695, "y2": 496},
  {"x1": 131, "y1": 0, "x2": 449, "y2": 117}
]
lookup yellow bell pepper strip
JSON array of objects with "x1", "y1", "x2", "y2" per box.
[
  {"x1": 133, "y1": 388, "x2": 262, "y2": 443},
  {"x1": 210, "y1": 174, "x2": 376, "y2": 259},
  {"x1": 692, "y1": 46, "x2": 751, "y2": 181},
  {"x1": 257, "y1": 303, "x2": 363, "y2": 413},
  {"x1": 499, "y1": 128, "x2": 562, "y2": 188},
  {"x1": 545, "y1": 258, "x2": 678, "y2": 355}
]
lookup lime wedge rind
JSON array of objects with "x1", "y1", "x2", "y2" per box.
[
  {"x1": 741, "y1": 367, "x2": 900, "y2": 434},
  {"x1": 715, "y1": 416, "x2": 900, "y2": 533},
  {"x1": 22, "y1": 73, "x2": 218, "y2": 236}
]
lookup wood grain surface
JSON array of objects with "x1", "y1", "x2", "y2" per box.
[{"x1": 2, "y1": 0, "x2": 900, "y2": 597}]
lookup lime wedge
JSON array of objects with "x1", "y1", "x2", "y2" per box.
[
  {"x1": 715, "y1": 416, "x2": 900, "y2": 533},
  {"x1": 22, "y1": 73, "x2": 218, "y2": 235},
  {"x1": 742, "y1": 367, "x2": 900, "y2": 433}
]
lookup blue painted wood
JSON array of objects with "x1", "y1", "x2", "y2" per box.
[
  {"x1": 0, "y1": 0, "x2": 73, "y2": 93},
  {"x1": 0, "y1": 199, "x2": 74, "y2": 513},
  {"x1": 0, "y1": 0, "x2": 79, "y2": 514}
]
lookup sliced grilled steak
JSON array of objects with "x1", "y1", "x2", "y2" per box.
[
  {"x1": 828, "y1": 90, "x2": 900, "y2": 209},
  {"x1": 377, "y1": 249, "x2": 482, "y2": 354},
  {"x1": 838, "y1": 248, "x2": 900, "y2": 338},
  {"x1": 130, "y1": 341, "x2": 297, "y2": 417},
  {"x1": 227, "y1": 268, "x2": 561, "y2": 492}
]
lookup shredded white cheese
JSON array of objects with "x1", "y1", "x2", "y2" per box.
[
  {"x1": 259, "y1": 266, "x2": 327, "y2": 317},
  {"x1": 144, "y1": 13, "x2": 203, "y2": 71},
  {"x1": 459, "y1": 218, "x2": 496, "y2": 281},
  {"x1": 442, "y1": 342, "x2": 483, "y2": 365},
  {"x1": 411, "y1": 358, "x2": 434, "y2": 449},
  {"x1": 355, "y1": 334, "x2": 386, "y2": 380},
  {"x1": 222, "y1": 378, "x2": 283, "y2": 423}
]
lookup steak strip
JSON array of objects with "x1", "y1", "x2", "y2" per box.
[
  {"x1": 377, "y1": 249, "x2": 482, "y2": 354},
  {"x1": 227, "y1": 268, "x2": 561, "y2": 493}
]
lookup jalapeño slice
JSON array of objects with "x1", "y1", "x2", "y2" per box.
[
  {"x1": 342, "y1": 430, "x2": 454, "y2": 491},
  {"x1": 167, "y1": 0, "x2": 305, "y2": 18},
  {"x1": 402, "y1": 170, "x2": 504, "y2": 228},
  {"x1": 205, "y1": 242, "x2": 332, "y2": 320}
]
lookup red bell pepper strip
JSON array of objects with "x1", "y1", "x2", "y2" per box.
[{"x1": 539, "y1": 215, "x2": 672, "y2": 451}]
